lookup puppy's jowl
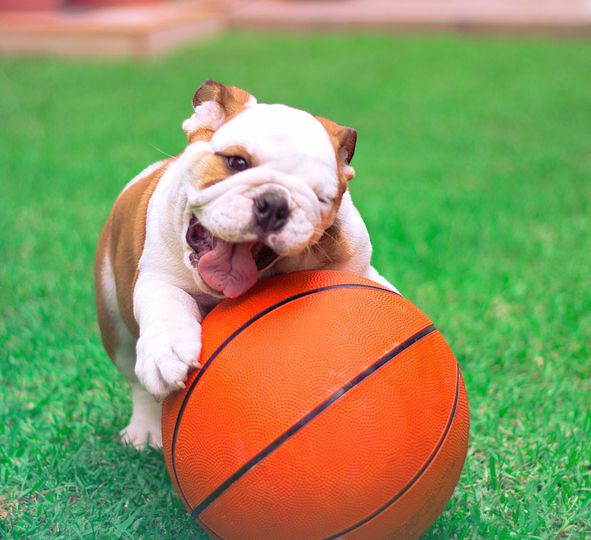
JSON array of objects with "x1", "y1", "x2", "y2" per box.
[{"x1": 94, "y1": 81, "x2": 397, "y2": 448}]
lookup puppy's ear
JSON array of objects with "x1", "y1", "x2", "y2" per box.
[
  {"x1": 316, "y1": 116, "x2": 357, "y2": 181},
  {"x1": 192, "y1": 80, "x2": 255, "y2": 116},
  {"x1": 183, "y1": 80, "x2": 257, "y2": 141}
]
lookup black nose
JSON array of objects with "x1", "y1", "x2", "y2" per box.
[{"x1": 253, "y1": 192, "x2": 289, "y2": 233}]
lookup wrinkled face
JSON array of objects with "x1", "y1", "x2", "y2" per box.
[{"x1": 177, "y1": 81, "x2": 356, "y2": 298}]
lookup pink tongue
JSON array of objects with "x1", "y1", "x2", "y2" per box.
[{"x1": 198, "y1": 239, "x2": 258, "y2": 298}]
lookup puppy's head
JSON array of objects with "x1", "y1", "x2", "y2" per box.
[{"x1": 178, "y1": 80, "x2": 356, "y2": 298}]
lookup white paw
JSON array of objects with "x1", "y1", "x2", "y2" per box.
[
  {"x1": 135, "y1": 323, "x2": 202, "y2": 400},
  {"x1": 120, "y1": 421, "x2": 162, "y2": 449}
]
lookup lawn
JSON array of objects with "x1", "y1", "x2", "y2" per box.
[{"x1": 1, "y1": 31, "x2": 590, "y2": 539}]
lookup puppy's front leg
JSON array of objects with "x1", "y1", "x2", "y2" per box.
[{"x1": 133, "y1": 275, "x2": 202, "y2": 401}]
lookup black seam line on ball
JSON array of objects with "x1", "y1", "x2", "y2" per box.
[
  {"x1": 324, "y1": 364, "x2": 461, "y2": 540},
  {"x1": 171, "y1": 282, "x2": 399, "y2": 509},
  {"x1": 190, "y1": 323, "x2": 437, "y2": 519}
]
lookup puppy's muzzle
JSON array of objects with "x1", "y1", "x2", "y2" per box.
[{"x1": 254, "y1": 191, "x2": 289, "y2": 233}]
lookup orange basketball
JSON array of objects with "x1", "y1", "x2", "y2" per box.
[{"x1": 162, "y1": 270, "x2": 469, "y2": 540}]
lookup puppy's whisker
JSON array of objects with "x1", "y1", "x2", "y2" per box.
[
  {"x1": 313, "y1": 226, "x2": 338, "y2": 244},
  {"x1": 149, "y1": 144, "x2": 176, "y2": 159},
  {"x1": 310, "y1": 239, "x2": 331, "y2": 261},
  {"x1": 319, "y1": 229, "x2": 338, "y2": 243}
]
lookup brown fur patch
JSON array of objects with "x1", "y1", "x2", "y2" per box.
[
  {"x1": 316, "y1": 115, "x2": 357, "y2": 194},
  {"x1": 188, "y1": 126, "x2": 216, "y2": 145},
  {"x1": 95, "y1": 161, "x2": 170, "y2": 347},
  {"x1": 192, "y1": 153, "x2": 232, "y2": 189},
  {"x1": 312, "y1": 218, "x2": 352, "y2": 265},
  {"x1": 311, "y1": 116, "x2": 357, "y2": 259},
  {"x1": 94, "y1": 217, "x2": 118, "y2": 359}
]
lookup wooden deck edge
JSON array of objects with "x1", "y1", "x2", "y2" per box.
[{"x1": 0, "y1": 15, "x2": 224, "y2": 57}]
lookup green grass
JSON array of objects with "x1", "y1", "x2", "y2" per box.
[{"x1": 1, "y1": 32, "x2": 590, "y2": 539}]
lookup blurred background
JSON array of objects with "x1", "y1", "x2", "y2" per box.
[
  {"x1": 1, "y1": 0, "x2": 590, "y2": 57},
  {"x1": 1, "y1": 1, "x2": 590, "y2": 539}
]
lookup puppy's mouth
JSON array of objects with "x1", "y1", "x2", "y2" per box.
[{"x1": 186, "y1": 216, "x2": 278, "y2": 298}]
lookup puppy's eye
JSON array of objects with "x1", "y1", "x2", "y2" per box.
[
  {"x1": 317, "y1": 196, "x2": 329, "y2": 205},
  {"x1": 225, "y1": 155, "x2": 250, "y2": 172}
]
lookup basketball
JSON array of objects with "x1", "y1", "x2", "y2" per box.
[{"x1": 162, "y1": 270, "x2": 469, "y2": 539}]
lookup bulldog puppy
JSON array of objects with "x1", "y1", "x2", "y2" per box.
[{"x1": 94, "y1": 80, "x2": 397, "y2": 449}]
